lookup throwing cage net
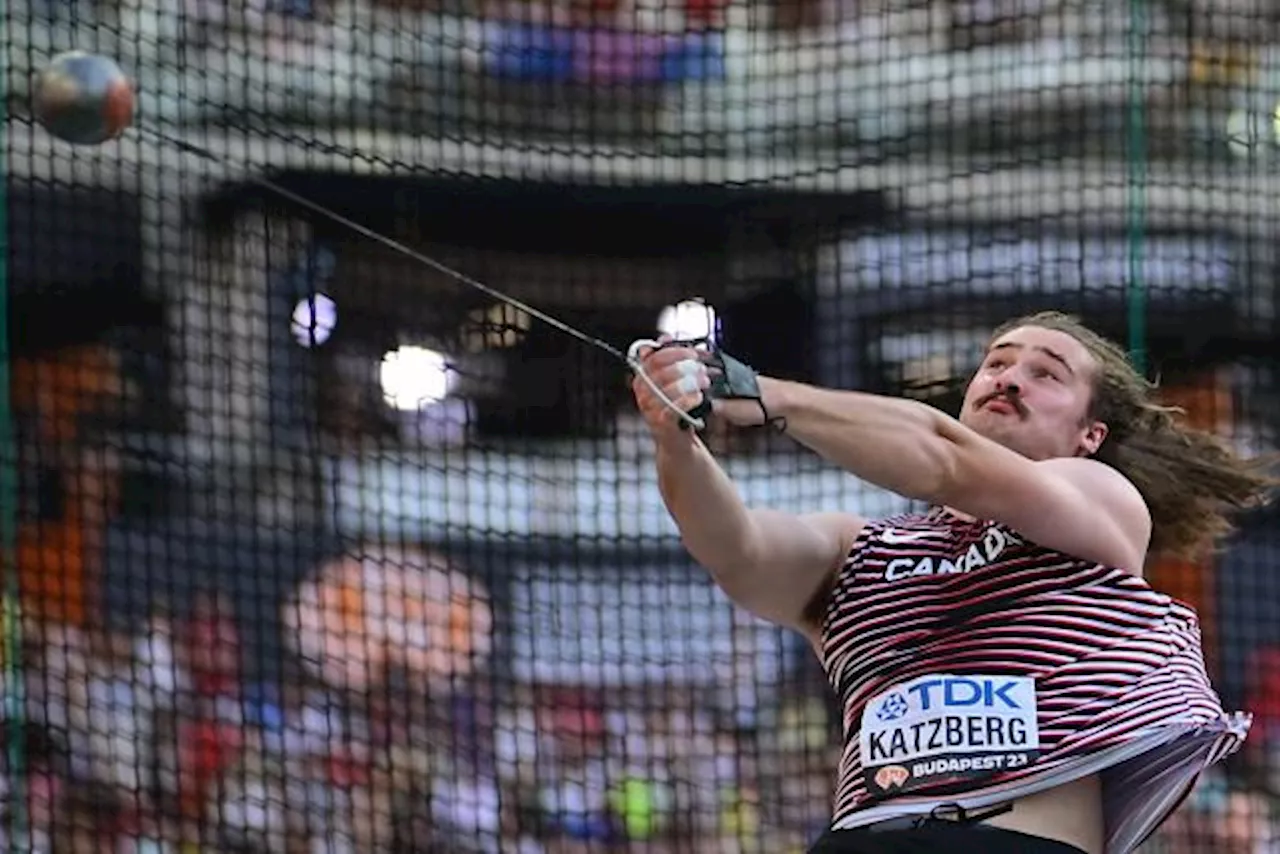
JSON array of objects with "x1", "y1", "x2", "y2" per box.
[{"x1": 4, "y1": 0, "x2": 1280, "y2": 850}]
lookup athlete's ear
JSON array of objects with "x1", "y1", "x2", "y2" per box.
[{"x1": 1078, "y1": 420, "x2": 1108, "y2": 457}]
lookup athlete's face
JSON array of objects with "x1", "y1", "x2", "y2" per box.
[{"x1": 959, "y1": 325, "x2": 1108, "y2": 461}]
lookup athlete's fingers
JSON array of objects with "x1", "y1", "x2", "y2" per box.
[
  {"x1": 628, "y1": 335, "x2": 688, "y2": 367},
  {"x1": 634, "y1": 374, "x2": 708, "y2": 416},
  {"x1": 632, "y1": 363, "x2": 696, "y2": 395},
  {"x1": 631, "y1": 373, "x2": 663, "y2": 408},
  {"x1": 640, "y1": 344, "x2": 701, "y2": 371},
  {"x1": 648, "y1": 358, "x2": 708, "y2": 391},
  {"x1": 634, "y1": 373, "x2": 705, "y2": 419},
  {"x1": 631, "y1": 343, "x2": 657, "y2": 361},
  {"x1": 646, "y1": 392, "x2": 705, "y2": 423},
  {"x1": 633, "y1": 356, "x2": 708, "y2": 406}
]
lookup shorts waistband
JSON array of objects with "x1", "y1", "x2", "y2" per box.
[{"x1": 860, "y1": 801, "x2": 1014, "y2": 833}]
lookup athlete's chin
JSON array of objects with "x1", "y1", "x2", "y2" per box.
[
  {"x1": 967, "y1": 421, "x2": 1042, "y2": 459},
  {"x1": 963, "y1": 410, "x2": 1022, "y2": 438}
]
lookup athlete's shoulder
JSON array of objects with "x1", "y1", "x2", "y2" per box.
[{"x1": 1037, "y1": 456, "x2": 1146, "y2": 498}]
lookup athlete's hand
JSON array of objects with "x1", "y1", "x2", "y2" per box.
[{"x1": 630, "y1": 336, "x2": 711, "y2": 439}]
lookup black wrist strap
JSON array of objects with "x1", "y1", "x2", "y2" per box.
[{"x1": 660, "y1": 339, "x2": 786, "y2": 433}]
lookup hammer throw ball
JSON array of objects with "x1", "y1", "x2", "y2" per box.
[{"x1": 33, "y1": 51, "x2": 134, "y2": 145}]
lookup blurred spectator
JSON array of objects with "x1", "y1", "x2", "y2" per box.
[
  {"x1": 535, "y1": 688, "x2": 614, "y2": 845},
  {"x1": 1153, "y1": 769, "x2": 1278, "y2": 854},
  {"x1": 134, "y1": 607, "x2": 188, "y2": 706},
  {"x1": 185, "y1": 591, "x2": 242, "y2": 707},
  {"x1": 77, "y1": 625, "x2": 155, "y2": 826},
  {"x1": 50, "y1": 781, "x2": 125, "y2": 854},
  {"x1": 0, "y1": 723, "x2": 71, "y2": 854}
]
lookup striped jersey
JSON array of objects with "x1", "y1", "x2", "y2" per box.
[{"x1": 820, "y1": 510, "x2": 1251, "y2": 854}]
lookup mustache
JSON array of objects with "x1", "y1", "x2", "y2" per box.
[{"x1": 976, "y1": 390, "x2": 1027, "y2": 417}]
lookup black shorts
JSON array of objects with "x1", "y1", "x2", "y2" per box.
[{"x1": 807, "y1": 824, "x2": 1089, "y2": 854}]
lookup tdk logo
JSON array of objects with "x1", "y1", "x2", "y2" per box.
[{"x1": 881, "y1": 677, "x2": 1025, "y2": 715}]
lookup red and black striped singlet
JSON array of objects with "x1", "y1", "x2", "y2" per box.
[{"x1": 820, "y1": 510, "x2": 1250, "y2": 854}]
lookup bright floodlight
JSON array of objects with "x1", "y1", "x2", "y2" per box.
[
  {"x1": 380, "y1": 346, "x2": 453, "y2": 410},
  {"x1": 291, "y1": 293, "x2": 338, "y2": 347},
  {"x1": 658, "y1": 299, "x2": 718, "y2": 342}
]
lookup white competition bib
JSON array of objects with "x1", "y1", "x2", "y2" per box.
[{"x1": 860, "y1": 674, "x2": 1041, "y2": 796}]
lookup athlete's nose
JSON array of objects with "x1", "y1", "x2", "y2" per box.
[{"x1": 993, "y1": 374, "x2": 1020, "y2": 394}]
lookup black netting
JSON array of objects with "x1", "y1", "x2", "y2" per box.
[{"x1": 4, "y1": 0, "x2": 1280, "y2": 851}]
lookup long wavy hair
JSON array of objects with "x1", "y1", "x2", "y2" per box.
[{"x1": 991, "y1": 311, "x2": 1278, "y2": 561}]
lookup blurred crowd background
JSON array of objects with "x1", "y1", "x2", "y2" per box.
[{"x1": 4, "y1": 0, "x2": 1280, "y2": 851}]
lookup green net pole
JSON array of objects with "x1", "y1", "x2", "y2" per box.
[
  {"x1": 1126, "y1": 0, "x2": 1149, "y2": 376},
  {"x1": 0, "y1": 93, "x2": 27, "y2": 853}
]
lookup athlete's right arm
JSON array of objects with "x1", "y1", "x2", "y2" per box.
[
  {"x1": 631, "y1": 339, "x2": 864, "y2": 633},
  {"x1": 654, "y1": 436, "x2": 863, "y2": 632}
]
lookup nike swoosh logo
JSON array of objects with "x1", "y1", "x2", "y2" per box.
[{"x1": 880, "y1": 529, "x2": 934, "y2": 544}]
